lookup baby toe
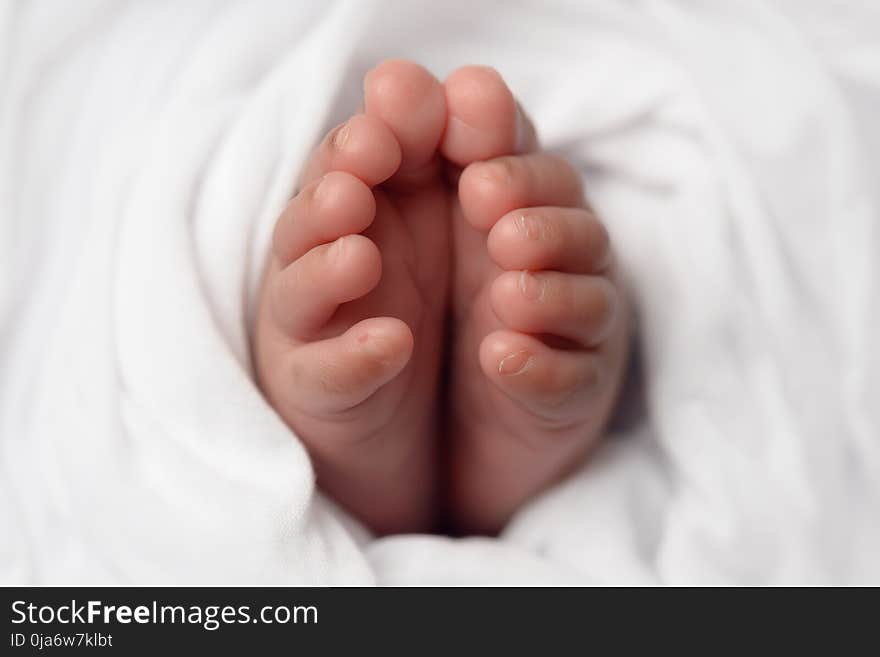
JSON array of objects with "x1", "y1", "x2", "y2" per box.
[
  {"x1": 487, "y1": 206, "x2": 611, "y2": 274},
  {"x1": 273, "y1": 171, "x2": 376, "y2": 266},
  {"x1": 271, "y1": 234, "x2": 382, "y2": 339},
  {"x1": 302, "y1": 113, "x2": 402, "y2": 187},
  {"x1": 490, "y1": 270, "x2": 619, "y2": 347},
  {"x1": 364, "y1": 59, "x2": 446, "y2": 178},
  {"x1": 458, "y1": 152, "x2": 583, "y2": 232},
  {"x1": 479, "y1": 330, "x2": 603, "y2": 427},
  {"x1": 441, "y1": 65, "x2": 534, "y2": 166}
]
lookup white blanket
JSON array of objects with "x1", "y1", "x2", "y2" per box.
[{"x1": 2, "y1": 0, "x2": 878, "y2": 585}]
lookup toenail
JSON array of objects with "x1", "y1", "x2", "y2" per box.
[
  {"x1": 478, "y1": 161, "x2": 512, "y2": 186},
  {"x1": 498, "y1": 350, "x2": 534, "y2": 376},
  {"x1": 450, "y1": 115, "x2": 490, "y2": 138},
  {"x1": 313, "y1": 175, "x2": 329, "y2": 201},
  {"x1": 516, "y1": 214, "x2": 542, "y2": 241},
  {"x1": 331, "y1": 122, "x2": 351, "y2": 151},
  {"x1": 361, "y1": 333, "x2": 395, "y2": 366},
  {"x1": 330, "y1": 235, "x2": 347, "y2": 260},
  {"x1": 519, "y1": 271, "x2": 544, "y2": 301}
]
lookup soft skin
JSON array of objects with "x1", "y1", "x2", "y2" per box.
[{"x1": 254, "y1": 60, "x2": 630, "y2": 536}]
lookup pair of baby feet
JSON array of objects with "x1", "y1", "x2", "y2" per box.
[{"x1": 254, "y1": 60, "x2": 629, "y2": 535}]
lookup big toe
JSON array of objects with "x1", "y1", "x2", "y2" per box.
[
  {"x1": 364, "y1": 59, "x2": 447, "y2": 177},
  {"x1": 441, "y1": 66, "x2": 535, "y2": 167}
]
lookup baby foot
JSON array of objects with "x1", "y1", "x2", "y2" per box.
[
  {"x1": 441, "y1": 67, "x2": 631, "y2": 534},
  {"x1": 254, "y1": 61, "x2": 450, "y2": 534}
]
